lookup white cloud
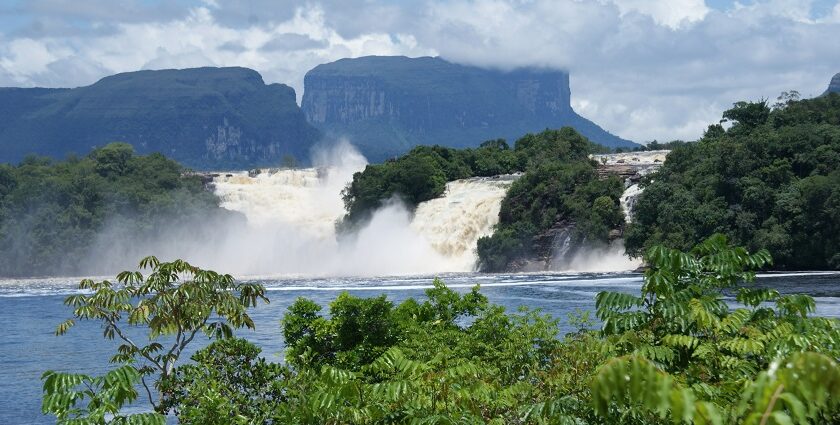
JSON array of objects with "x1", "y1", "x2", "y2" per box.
[
  {"x1": 612, "y1": 0, "x2": 709, "y2": 28},
  {"x1": 1, "y1": 0, "x2": 839, "y2": 143}
]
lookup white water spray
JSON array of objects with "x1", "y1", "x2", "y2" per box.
[
  {"x1": 411, "y1": 175, "x2": 517, "y2": 270},
  {"x1": 202, "y1": 142, "x2": 515, "y2": 276}
]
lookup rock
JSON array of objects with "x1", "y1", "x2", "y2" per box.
[
  {"x1": 301, "y1": 56, "x2": 638, "y2": 162},
  {"x1": 609, "y1": 229, "x2": 622, "y2": 240},
  {"x1": 824, "y1": 73, "x2": 840, "y2": 96},
  {"x1": 0, "y1": 67, "x2": 321, "y2": 169}
]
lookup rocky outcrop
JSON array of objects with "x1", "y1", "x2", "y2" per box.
[
  {"x1": 302, "y1": 56, "x2": 638, "y2": 161},
  {"x1": 592, "y1": 150, "x2": 668, "y2": 182},
  {"x1": 824, "y1": 73, "x2": 840, "y2": 96},
  {"x1": 0, "y1": 67, "x2": 321, "y2": 169}
]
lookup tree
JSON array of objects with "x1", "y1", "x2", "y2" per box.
[
  {"x1": 593, "y1": 234, "x2": 840, "y2": 422},
  {"x1": 53, "y1": 256, "x2": 268, "y2": 411},
  {"x1": 722, "y1": 100, "x2": 770, "y2": 131},
  {"x1": 91, "y1": 142, "x2": 135, "y2": 178}
]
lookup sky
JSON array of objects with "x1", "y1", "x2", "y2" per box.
[{"x1": 1, "y1": 0, "x2": 839, "y2": 143}]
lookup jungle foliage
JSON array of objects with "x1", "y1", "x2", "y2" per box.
[
  {"x1": 626, "y1": 93, "x2": 840, "y2": 270},
  {"x1": 339, "y1": 127, "x2": 624, "y2": 271},
  {"x1": 475, "y1": 129, "x2": 624, "y2": 271},
  {"x1": 0, "y1": 142, "x2": 233, "y2": 277},
  {"x1": 43, "y1": 236, "x2": 840, "y2": 424}
]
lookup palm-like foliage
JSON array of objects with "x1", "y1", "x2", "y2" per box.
[
  {"x1": 44, "y1": 237, "x2": 840, "y2": 424},
  {"x1": 51, "y1": 256, "x2": 267, "y2": 410}
]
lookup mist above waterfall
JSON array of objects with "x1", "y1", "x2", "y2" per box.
[{"x1": 83, "y1": 140, "x2": 512, "y2": 277}]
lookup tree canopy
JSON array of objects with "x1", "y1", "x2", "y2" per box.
[
  {"x1": 626, "y1": 93, "x2": 840, "y2": 270},
  {"x1": 0, "y1": 143, "x2": 234, "y2": 277}
]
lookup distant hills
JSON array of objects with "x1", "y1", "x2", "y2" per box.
[
  {"x1": 302, "y1": 56, "x2": 638, "y2": 161},
  {"x1": 0, "y1": 67, "x2": 320, "y2": 169},
  {"x1": 0, "y1": 58, "x2": 639, "y2": 168}
]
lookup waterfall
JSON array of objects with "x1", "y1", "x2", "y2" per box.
[
  {"x1": 411, "y1": 175, "x2": 517, "y2": 270},
  {"x1": 207, "y1": 151, "x2": 516, "y2": 276},
  {"x1": 213, "y1": 168, "x2": 346, "y2": 240},
  {"x1": 548, "y1": 225, "x2": 575, "y2": 269},
  {"x1": 620, "y1": 183, "x2": 643, "y2": 223}
]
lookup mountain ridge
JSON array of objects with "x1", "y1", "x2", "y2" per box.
[
  {"x1": 0, "y1": 67, "x2": 321, "y2": 169},
  {"x1": 302, "y1": 56, "x2": 637, "y2": 161},
  {"x1": 824, "y1": 72, "x2": 840, "y2": 95}
]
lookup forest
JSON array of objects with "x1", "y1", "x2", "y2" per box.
[
  {"x1": 338, "y1": 128, "x2": 623, "y2": 271},
  {"x1": 42, "y1": 236, "x2": 840, "y2": 424},
  {"x1": 0, "y1": 143, "x2": 232, "y2": 276},
  {"x1": 625, "y1": 93, "x2": 840, "y2": 270}
]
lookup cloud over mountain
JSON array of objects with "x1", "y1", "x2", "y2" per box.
[{"x1": 1, "y1": 0, "x2": 838, "y2": 143}]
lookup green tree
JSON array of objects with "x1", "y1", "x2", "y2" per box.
[
  {"x1": 92, "y1": 142, "x2": 135, "y2": 178},
  {"x1": 53, "y1": 257, "x2": 268, "y2": 411}
]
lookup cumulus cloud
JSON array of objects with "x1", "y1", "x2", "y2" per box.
[{"x1": 1, "y1": 0, "x2": 839, "y2": 143}]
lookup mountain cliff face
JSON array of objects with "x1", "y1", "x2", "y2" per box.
[
  {"x1": 824, "y1": 73, "x2": 840, "y2": 95},
  {"x1": 0, "y1": 67, "x2": 321, "y2": 169},
  {"x1": 301, "y1": 56, "x2": 637, "y2": 161}
]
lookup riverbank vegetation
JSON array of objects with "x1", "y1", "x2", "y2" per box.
[
  {"x1": 339, "y1": 127, "x2": 624, "y2": 271},
  {"x1": 43, "y1": 236, "x2": 840, "y2": 424},
  {"x1": 0, "y1": 143, "x2": 232, "y2": 277},
  {"x1": 626, "y1": 93, "x2": 840, "y2": 270}
]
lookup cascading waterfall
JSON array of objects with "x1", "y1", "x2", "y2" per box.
[
  {"x1": 620, "y1": 183, "x2": 643, "y2": 223},
  {"x1": 207, "y1": 145, "x2": 517, "y2": 276},
  {"x1": 410, "y1": 175, "x2": 518, "y2": 270},
  {"x1": 548, "y1": 225, "x2": 575, "y2": 269}
]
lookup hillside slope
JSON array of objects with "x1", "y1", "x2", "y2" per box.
[
  {"x1": 0, "y1": 67, "x2": 321, "y2": 169},
  {"x1": 302, "y1": 56, "x2": 637, "y2": 161}
]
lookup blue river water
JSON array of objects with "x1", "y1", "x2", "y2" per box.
[{"x1": 1, "y1": 271, "x2": 839, "y2": 424}]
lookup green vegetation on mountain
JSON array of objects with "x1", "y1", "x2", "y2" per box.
[
  {"x1": 0, "y1": 143, "x2": 234, "y2": 277},
  {"x1": 43, "y1": 236, "x2": 840, "y2": 424},
  {"x1": 303, "y1": 56, "x2": 637, "y2": 161},
  {"x1": 0, "y1": 67, "x2": 321, "y2": 169},
  {"x1": 626, "y1": 93, "x2": 840, "y2": 270}
]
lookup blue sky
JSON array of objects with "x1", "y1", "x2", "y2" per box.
[{"x1": 1, "y1": 0, "x2": 839, "y2": 143}]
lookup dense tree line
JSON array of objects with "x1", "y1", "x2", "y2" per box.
[
  {"x1": 626, "y1": 93, "x2": 840, "y2": 270},
  {"x1": 339, "y1": 128, "x2": 623, "y2": 271},
  {"x1": 338, "y1": 139, "x2": 521, "y2": 232},
  {"x1": 475, "y1": 129, "x2": 624, "y2": 271},
  {"x1": 43, "y1": 237, "x2": 840, "y2": 424},
  {"x1": 0, "y1": 143, "x2": 232, "y2": 276}
]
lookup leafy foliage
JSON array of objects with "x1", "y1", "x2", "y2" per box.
[
  {"x1": 41, "y1": 365, "x2": 165, "y2": 425},
  {"x1": 0, "y1": 143, "x2": 234, "y2": 277},
  {"x1": 593, "y1": 233, "x2": 840, "y2": 422},
  {"x1": 476, "y1": 128, "x2": 624, "y2": 271},
  {"x1": 45, "y1": 238, "x2": 840, "y2": 423},
  {"x1": 52, "y1": 257, "x2": 267, "y2": 411},
  {"x1": 626, "y1": 93, "x2": 840, "y2": 270}
]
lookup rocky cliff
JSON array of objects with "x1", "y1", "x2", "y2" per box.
[
  {"x1": 824, "y1": 73, "x2": 840, "y2": 96},
  {"x1": 302, "y1": 56, "x2": 637, "y2": 161},
  {"x1": 0, "y1": 67, "x2": 321, "y2": 169}
]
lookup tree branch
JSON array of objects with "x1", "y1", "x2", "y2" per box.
[
  {"x1": 140, "y1": 375, "x2": 158, "y2": 410},
  {"x1": 107, "y1": 318, "x2": 164, "y2": 372},
  {"x1": 759, "y1": 383, "x2": 784, "y2": 425}
]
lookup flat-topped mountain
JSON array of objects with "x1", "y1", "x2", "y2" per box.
[
  {"x1": 824, "y1": 73, "x2": 840, "y2": 95},
  {"x1": 302, "y1": 56, "x2": 637, "y2": 161},
  {"x1": 0, "y1": 67, "x2": 321, "y2": 169}
]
